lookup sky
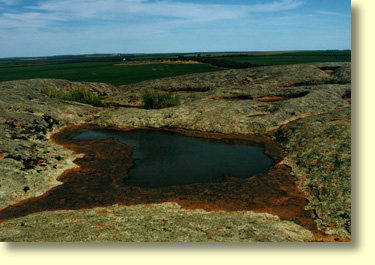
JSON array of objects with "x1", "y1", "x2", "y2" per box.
[{"x1": 0, "y1": 0, "x2": 351, "y2": 58}]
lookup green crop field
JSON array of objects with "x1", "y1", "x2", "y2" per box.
[
  {"x1": 213, "y1": 50, "x2": 351, "y2": 66},
  {"x1": 0, "y1": 61, "x2": 221, "y2": 86},
  {"x1": 0, "y1": 50, "x2": 351, "y2": 86}
]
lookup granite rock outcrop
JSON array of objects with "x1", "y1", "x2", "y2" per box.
[{"x1": 0, "y1": 62, "x2": 351, "y2": 241}]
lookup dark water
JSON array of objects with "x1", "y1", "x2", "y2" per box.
[{"x1": 74, "y1": 129, "x2": 273, "y2": 188}]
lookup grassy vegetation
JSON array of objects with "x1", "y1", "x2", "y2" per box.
[
  {"x1": 40, "y1": 86, "x2": 102, "y2": 106},
  {"x1": 142, "y1": 90, "x2": 181, "y2": 109}
]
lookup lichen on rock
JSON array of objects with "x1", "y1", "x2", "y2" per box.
[{"x1": 0, "y1": 62, "x2": 351, "y2": 242}]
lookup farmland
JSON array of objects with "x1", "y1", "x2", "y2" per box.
[
  {"x1": 0, "y1": 50, "x2": 351, "y2": 86},
  {"x1": 0, "y1": 61, "x2": 221, "y2": 86},
  {"x1": 212, "y1": 50, "x2": 351, "y2": 66}
]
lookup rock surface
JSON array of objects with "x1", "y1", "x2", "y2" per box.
[
  {"x1": 0, "y1": 62, "x2": 351, "y2": 242},
  {"x1": 0, "y1": 202, "x2": 312, "y2": 242}
]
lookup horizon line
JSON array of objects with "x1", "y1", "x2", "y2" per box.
[{"x1": 0, "y1": 49, "x2": 351, "y2": 60}]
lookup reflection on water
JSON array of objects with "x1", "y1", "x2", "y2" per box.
[{"x1": 74, "y1": 129, "x2": 273, "y2": 188}]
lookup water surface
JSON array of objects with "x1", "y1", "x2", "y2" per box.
[{"x1": 74, "y1": 129, "x2": 273, "y2": 188}]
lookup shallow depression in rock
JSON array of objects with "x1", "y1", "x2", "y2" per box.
[
  {"x1": 73, "y1": 129, "x2": 274, "y2": 188},
  {"x1": 0, "y1": 125, "x2": 316, "y2": 233}
]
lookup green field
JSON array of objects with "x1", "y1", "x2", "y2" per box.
[
  {"x1": 0, "y1": 50, "x2": 351, "y2": 86},
  {"x1": 214, "y1": 50, "x2": 351, "y2": 66},
  {"x1": 0, "y1": 61, "x2": 221, "y2": 86}
]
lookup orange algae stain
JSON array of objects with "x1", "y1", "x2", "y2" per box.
[
  {"x1": 330, "y1": 117, "x2": 351, "y2": 125},
  {"x1": 320, "y1": 69, "x2": 334, "y2": 77},
  {"x1": 328, "y1": 222, "x2": 336, "y2": 228},
  {"x1": 254, "y1": 96, "x2": 289, "y2": 102},
  {"x1": 277, "y1": 81, "x2": 295, "y2": 88},
  {"x1": 97, "y1": 209, "x2": 110, "y2": 214},
  {"x1": 96, "y1": 224, "x2": 110, "y2": 230},
  {"x1": 0, "y1": 124, "x2": 340, "y2": 241},
  {"x1": 5, "y1": 120, "x2": 20, "y2": 127}
]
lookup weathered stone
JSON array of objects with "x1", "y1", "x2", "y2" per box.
[
  {"x1": 0, "y1": 62, "x2": 351, "y2": 241},
  {"x1": 0, "y1": 203, "x2": 312, "y2": 242},
  {"x1": 274, "y1": 107, "x2": 351, "y2": 238},
  {"x1": 0, "y1": 80, "x2": 102, "y2": 209}
]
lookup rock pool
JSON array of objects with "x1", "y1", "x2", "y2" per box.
[{"x1": 74, "y1": 129, "x2": 274, "y2": 188}]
